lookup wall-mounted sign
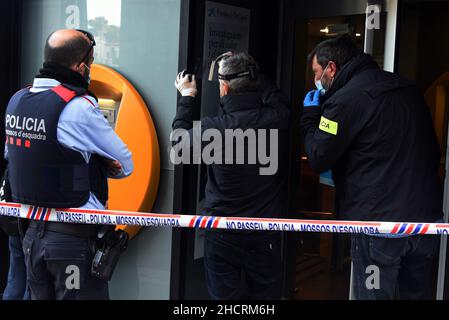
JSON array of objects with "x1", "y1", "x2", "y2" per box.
[
  {"x1": 201, "y1": 1, "x2": 251, "y2": 117},
  {"x1": 203, "y1": 1, "x2": 251, "y2": 62}
]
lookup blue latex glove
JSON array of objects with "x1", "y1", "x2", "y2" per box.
[
  {"x1": 303, "y1": 90, "x2": 321, "y2": 108},
  {"x1": 319, "y1": 170, "x2": 334, "y2": 187}
]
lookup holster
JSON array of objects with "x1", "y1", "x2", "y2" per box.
[{"x1": 91, "y1": 226, "x2": 129, "y2": 281}]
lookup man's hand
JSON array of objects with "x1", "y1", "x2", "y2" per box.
[
  {"x1": 303, "y1": 90, "x2": 321, "y2": 108},
  {"x1": 103, "y1": 158, "x2": 122, "y2": 177},
  {"x1": 175, "y1": 70, "x2": 197, "y2": 97}
]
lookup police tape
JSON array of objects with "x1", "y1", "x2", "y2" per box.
[{"x1": 0, "y1": 201, "x2": 447, "y2": 235}]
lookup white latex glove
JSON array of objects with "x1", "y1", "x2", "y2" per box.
[{"x1": 174, "y1": 71, "x2": 197, "y2": 97}]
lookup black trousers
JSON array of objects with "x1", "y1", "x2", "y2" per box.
[
  {"x1": 22, "y1": 224, "x2": 109, "y2": 300},
  {"x1": 351, "y1": 233, "x2": 439, "y2": 300},
  {"x1": 204, "y1": 230, "x2": 282, "y2": 300}
]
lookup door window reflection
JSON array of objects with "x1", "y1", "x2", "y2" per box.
[{"x1": 87, "y1": 0, "x2": 121, "y2": 67}]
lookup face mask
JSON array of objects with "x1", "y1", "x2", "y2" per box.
[
  {"x1": 315, "y1": 63, "x2": 333, "y2": 95},
  {"x1": 315, "y1": 79, "x2": 324, "y2": 93}
]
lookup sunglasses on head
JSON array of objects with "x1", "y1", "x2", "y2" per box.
[{"x1": 76, "y1": 29, "x2": 96, "y2": 64}]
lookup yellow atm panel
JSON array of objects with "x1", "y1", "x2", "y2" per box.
[{"x1": 90, "y1": 64, "x2": 160, "y2": 238}]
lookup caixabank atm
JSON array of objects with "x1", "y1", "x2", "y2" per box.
[{"x1": 90, "y1": 64, "x2": 160, "y2": 238}]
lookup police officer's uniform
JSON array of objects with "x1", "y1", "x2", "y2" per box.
[{"x1": 4, "y1": 78, "x2": 133, "y2": 299}]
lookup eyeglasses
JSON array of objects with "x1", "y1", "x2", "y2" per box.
[{"x1": 76, "y1": 29, "x2": 96, "y2": 64}]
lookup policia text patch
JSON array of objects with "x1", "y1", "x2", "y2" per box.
[{"x1": 319, "y1": 116, "x2": 338, "y2": 135}]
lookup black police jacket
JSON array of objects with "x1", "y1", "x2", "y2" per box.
[
  {"x1": 172, "y1": 77, "x2": 290, "y2": 220},
  {"x1": 300, "y1": 53, "x2": 443, "y2": 222}
]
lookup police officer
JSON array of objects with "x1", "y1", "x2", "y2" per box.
[
  {"x1": 300, "y1": 35, "x2": 442, "y2": 299},
  {"x1": 173, "y1": 52, "x2": 290, "y2": 299},
  {"x1": 4, "y1": 29, "x2": 133, "y2": 299}
]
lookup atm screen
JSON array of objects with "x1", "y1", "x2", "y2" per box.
[{"x1": 98, "y1": 98, "x2": 120, "y2": 129}]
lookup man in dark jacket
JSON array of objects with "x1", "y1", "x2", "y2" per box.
[
  {"x1": 172, "y1": 52, "x2": 290, "y2": 299},
  {"x1": 0, "y1": 169, "x2": 29, "y2": 300},
  {"x1": 300, "y1": 35, "x2": 442, "y2": 299}
]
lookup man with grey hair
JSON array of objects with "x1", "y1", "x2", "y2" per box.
[{"x1": 173, "y1": 52, "x2": 290, "y2": 299}]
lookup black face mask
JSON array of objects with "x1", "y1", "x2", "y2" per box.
[
  {"x1": 36, "y1": 62, "x2": 98, "y2": 101},
  {"x1": 37, "y1": 62, "x2": 89, "y2": 90}
]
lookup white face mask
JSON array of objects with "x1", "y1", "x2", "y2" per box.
[
  {"x1": 315, "y1": 79, "x2": 324, "y2": 93},
  {"x1": 315, "y1": 63, "x2": 333, "y2": 95}
]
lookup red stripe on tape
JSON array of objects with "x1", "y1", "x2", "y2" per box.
[
  {"x1": 26, "y1": 206, "x2": 34, "y2": 219},
  {"x1": 420, "y1": 224, "x2": 430, "y2": 234},
  {"x1": 405, "y1": 224, "x2": 415, "y2": 234},
  {"x1": 189, "y1": 216, "x2": 197, "y2": 228}
]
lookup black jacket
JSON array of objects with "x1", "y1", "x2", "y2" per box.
[
  {"x1": 300, "y1": 53, "x2": 443, "y2": 222},
  {"x1": 172, "y1": 77, "x2": 290, "y2": 220},
  {"x1": 0, "y1": 168, "x2": 20, "y2": 236}
]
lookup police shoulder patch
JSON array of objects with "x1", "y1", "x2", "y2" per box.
[{"x1": 319, "y1": 116, "x2": 338, "y2": 135}]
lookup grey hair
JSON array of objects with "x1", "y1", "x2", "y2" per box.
[{"x1": 218, "y1": 52, "x2": 259, "y2": 94}]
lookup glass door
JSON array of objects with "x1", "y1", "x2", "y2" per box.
[
  {"x1": 289, "y1": 2, "x2": 391, "y2": 299},
  {"x1": 291, "y1": 14, "x2": 368, "y2": 300}
]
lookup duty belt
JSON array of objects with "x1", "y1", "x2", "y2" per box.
[{"x1": 29, "y1": 220, "x2": 98, "y2": 238}]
